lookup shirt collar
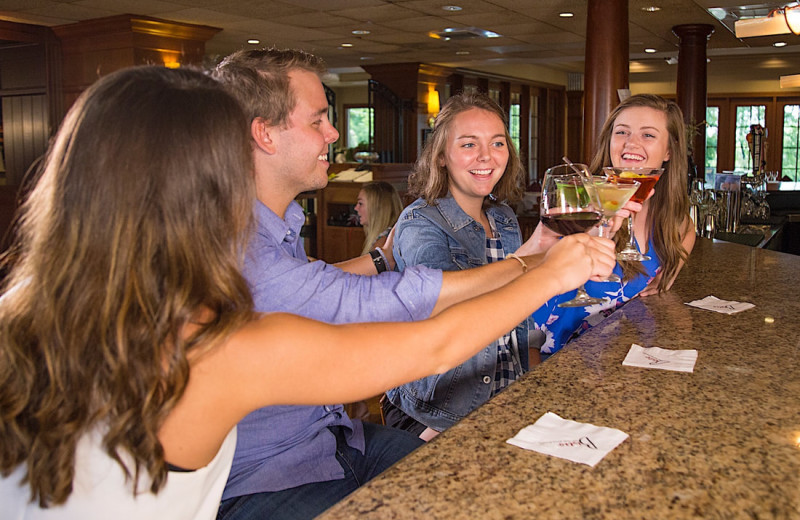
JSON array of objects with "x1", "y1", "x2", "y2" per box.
[
  {"x1": 254, "y1": 199, "x2": 306, "y2": 245},
  {"x1": 435, "y1": 195, "x2": 512, "y2": 231},
  {"x1": 435, "y1": 195, "x2": 473, "y2": 231}
]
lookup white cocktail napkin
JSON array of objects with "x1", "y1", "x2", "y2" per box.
[
  {"x1": 622, "y1": 343, "x2": 698, "y2": 373},
  {"x1": 506, "y1": 412, "x2": 628, "y2": 467},
  {"x1": 684, "y1": 295, "x2": 754, "y2": 314}
]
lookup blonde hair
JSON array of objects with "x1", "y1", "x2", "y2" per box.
[
  {"x1": 360, "y1": 181, "x2": 403, "y2": 254},
  {"x1": 589, "y1": 94, "x2": 691, "y2": 292},
  {"x1": 0, "y1": 66, "x2": 255, "y2": 506},
  {"x1": 408, "y1": 91, "x2": 524, "y2": 206}
]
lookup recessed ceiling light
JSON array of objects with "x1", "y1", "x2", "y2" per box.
[
  {"x1": 455, "y1": 50, "x2": 470, "y2": 55},
  {"x1": 359, "y1": 56, "x2": 374, "y2": 60},
  {"x1": 247, "y1": 39, "x2": 260, "y2": 45},
  {"x1": 340, "y1": 43, "x2": 353, "y2": 47},
  {"x1": 774, "y1": 41, "x2": 787, "y2": 47},
  {"x1": 645, "y1": 48, "x2": 657, "y2": 53},
  {"x1": 642, "y1": 6, "x2": 661, "y2": 12},
  {"x1": 442, "y1": 5, "x2": 462, "y2": 11},
  {"x1": 352, "y1": 29, "x2": 370, "y2": 35},
  {"x1": 559, "y1": 12, "x2": 574, "y2": 18}
]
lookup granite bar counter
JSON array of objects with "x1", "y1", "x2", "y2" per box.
[{"x1": 320, "y1": 238, "x2": 800, "y2": 519}]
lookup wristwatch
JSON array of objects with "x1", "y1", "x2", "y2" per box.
[{"x1": 369, "y1": 249, "x2": 388, "y2": 273}]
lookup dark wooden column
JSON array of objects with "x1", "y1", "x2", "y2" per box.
[
  {"x1": 583, "y1": 0, "x2": 629, "y2": 163},
  {"x1": 672, "y1": 24, "x2": 714, "y2": 180}
]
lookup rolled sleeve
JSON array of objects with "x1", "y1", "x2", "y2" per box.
[{"x1": 245, "y1": 233, "x2": 441, "y2": 323}]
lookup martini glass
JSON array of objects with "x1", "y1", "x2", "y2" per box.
[
  {"x1": 604, "y1": 167, "x2": 664, "y2": 262},
  {"x1": 592, "y1": 176, "x2": 640, "y2": 282},
  {"x1": 540, "y1": 163, "x2": 605, "y2": 307}
]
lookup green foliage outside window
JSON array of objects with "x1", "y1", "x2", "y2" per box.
[
  {"x1": 346, "y1": 107, "x2": 373, "y2": 150},
  {"x1": 510, "y1": 104, "x2": 521, "y2": 152},
  {"x1": 733, "y1": 105, "x2": 765, "y2": 172},
  {"x1": 705, "y1": 107, "x2": 719, "y2": 173},
  {"x1": 783, "y1": 105, "x2": 800, "y2": 181}
]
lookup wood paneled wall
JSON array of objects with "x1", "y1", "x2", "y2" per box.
[
  {"x1": 2, "y1": 95, "x2": 48, "y2": 185},
  {"x1": 0, "y1": 21, "x2": 61, "y2": 187}
]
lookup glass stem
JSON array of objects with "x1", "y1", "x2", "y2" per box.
[
  {"x1": 626, "y1": 215, "x2": 636, "y2": 250},
  {"x1": 598, "y1": 218, "x2": 610, "y2": 238}
]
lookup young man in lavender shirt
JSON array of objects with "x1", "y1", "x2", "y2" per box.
[{"x1": 212, "y1": 48, "x2": 562, "y2": 519}]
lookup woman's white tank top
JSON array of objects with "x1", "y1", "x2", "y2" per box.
[{"x1": 0, "y1": 427, "x2": 236, "y2": 520}]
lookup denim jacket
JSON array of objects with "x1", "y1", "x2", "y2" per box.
[{"x1": 386, "y1": 195, "x2": 532, "y2": 431}]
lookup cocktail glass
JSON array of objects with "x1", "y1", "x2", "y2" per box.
[
  {"x1": 603, "y1": 167, "x2": 664, "y2": 262},
  {"x1": 540, "y1": 163, "x2": 606, "y2": 307},
  {"x1": 592, "y1": 176, "x2": 640, "y2": 282}
]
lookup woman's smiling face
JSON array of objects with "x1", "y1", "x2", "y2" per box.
[
  {"x1": 609, "y1": 106, "x2": 670, "y2": 169},
  {"x1": 443, "y1": 107, "x2": 509, "y2": 206}
]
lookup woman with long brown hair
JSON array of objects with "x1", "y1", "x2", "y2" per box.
[
  {"x1": 384, "y1": 91, "x2": 543, "y2": 440},
  {"x1": 531, "y1": 94, "x2": 696, "y2": 357},
  {"x1": 0, "y1": 66, "x2": 614, "y2": 517}
]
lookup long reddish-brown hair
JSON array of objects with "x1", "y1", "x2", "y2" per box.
[
  {"x1": 0, "y1": 66, "x2": 255, "y2": 506},
  {"x1": 589, "y1": 94, "x2": 691, "y2": 291}
]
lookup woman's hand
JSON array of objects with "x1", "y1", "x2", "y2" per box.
[
  {"x1": 638, "y1": 272, "x2": 663, "y2": 297},
  {"x1": 608, "y1": 188, "x2": 653, "y2": 235},
  {"x1": 540, "y1": 234, "x2": 616, "y2": 293}
]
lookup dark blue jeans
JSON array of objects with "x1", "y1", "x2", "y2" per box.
[{"x1": 217, "y1": 422, "x2": 423, "y2": 520}]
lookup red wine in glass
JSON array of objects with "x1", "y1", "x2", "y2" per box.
[
  {"x1": 540, "y1": 211, "x2": 602, "y2": 235},
  {"x1": 540, "y1": 164, "x2": 607, "y2": 308}
]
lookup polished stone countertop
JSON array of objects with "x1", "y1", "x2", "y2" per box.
[{"x1": 320, "y1": 238, "x2": 800, "y2": 519}]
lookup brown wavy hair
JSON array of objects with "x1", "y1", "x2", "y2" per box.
[
  {"x1": 212, "y1": 47, "x2": 327, "y2": 128},
  {"x1": 589, "y1": 94, "x2": 691, "y2": 292},
  {"x1": 0, "y1": 66, "x2": 255, "y2": 506},
  {"x1": 408, "y1": 91, "x2": 524, "y2": 206}
]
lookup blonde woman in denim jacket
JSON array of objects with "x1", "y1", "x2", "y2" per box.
[{"x1": 384, "y1": 92, "x2": 538, "y2": 440}]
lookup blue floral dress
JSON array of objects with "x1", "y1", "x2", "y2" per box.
[{"x1": 533, "y1": 235, "x2": 661, "y2": 356}]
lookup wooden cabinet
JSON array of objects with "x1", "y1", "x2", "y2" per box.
[
  {"x1": 317, "y1": 181, "x2": 365, "y2": 263},
  {"x1": 315, "y1": 163, "x2": 413, "y2": 263}
]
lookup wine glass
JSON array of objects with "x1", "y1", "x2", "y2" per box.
[
  {"x1": 604, "y1": 167, "x2": 664, "y2": 262},
  {"x1": 591, "y1": 175, "x2": 640, "y2": 282},
  {"x1": 540, "y1": 163, "x2": 606, "y2": 308}
]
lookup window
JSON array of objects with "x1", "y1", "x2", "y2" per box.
[
  {"x1": 704, "y1": 106, "x2": 719, "y2": 175},
  {"x1": 733, "y1": 105, "x2": 765, "y2": 172},
  {"x1": 345, "y1": 107, "x2": 373, "y2": 149},
  {"x1": 529, "y1": 92, "x2": 539, "y2": 184},
  {"x1": 783, "y1": 104, "x2": 800, "y2": 181},
  {"x1": 509, "y1": 92, "x2": 521, "y2": 153}
]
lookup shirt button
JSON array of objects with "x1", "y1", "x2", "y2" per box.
[{"x1": 482, "y1": 376, "x2": 492, "y2": 384}]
